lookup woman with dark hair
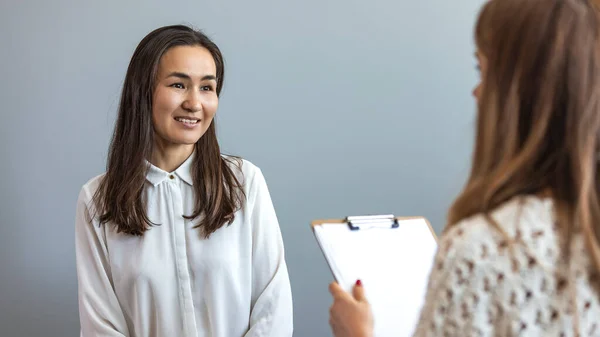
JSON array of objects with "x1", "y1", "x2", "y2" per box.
[
  {"x1": 328, "y1": 0, "x2": 600, "y2": 336},
  {"x1": 74, "y1": 25, "x2": 293, "y2": 337}
]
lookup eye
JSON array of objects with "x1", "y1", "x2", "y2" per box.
[
  {"x1": 201, "y1": 85, "x2": 214, "y2": 91},
  {"x1": 169, "y1": 83, "x2": 185, "y2": 89}
]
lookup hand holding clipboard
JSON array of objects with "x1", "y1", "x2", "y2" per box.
[{"x1": 312, "y1": 215, "x2": 438, "y2": 337}]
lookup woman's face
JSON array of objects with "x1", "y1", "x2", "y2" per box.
[
  {"x1": 473, "y1": 49, "x2": 487, "y2": 104},
  {"x1": 152, "y1": 45, "x2": 219, "y2": 151}
]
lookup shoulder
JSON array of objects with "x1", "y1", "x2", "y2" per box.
[
  {"x1": 222, "y1": 156, "x2": 273, "y2": 208},
  {"x1": 222, "y1": 155, "x2": 267, "y2": 189},
  {"x1": 223, "y1": 154, "x2": 257, "y2": 175},
  {"x1": 76, "y1": 173, "x2": 106, "y2": 211},
  {"x1": 233, "y1": 157, "x2": 262, "y2": 179},
  {"x1": 416, "y1": 196, "x2": 558, "y2": 335},
  {"x1": 432, "y1": 196, "x2": 560, "y2": 306},
  {"x1": 441, "y1": 195, "x2": 555, "y2": 255},
  {"x1": 486, "y1": 195, "x2": 554, "y2": 240},
  {"x1": 433, "y1": 196, "x2": 558, "y2": 292}
]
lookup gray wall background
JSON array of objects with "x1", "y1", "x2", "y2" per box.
[{"x1": 0, "y1": 0, "x2": 483, "y2": 336}]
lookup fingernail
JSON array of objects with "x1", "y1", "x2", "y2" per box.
[{"x1": 356, "y1": 279, "x2": 362, "y2": 286}]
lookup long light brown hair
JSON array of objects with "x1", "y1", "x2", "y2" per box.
[
  {"x1": 93, "y1": 25, "x2": 245, "y2": 238},
  {"x1": 447, "y1": 0, "x2": 600, "y2": 279}
]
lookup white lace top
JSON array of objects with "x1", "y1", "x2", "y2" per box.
[{"x1": 412, "y1": 196, "x2": 600, "y2": 337}]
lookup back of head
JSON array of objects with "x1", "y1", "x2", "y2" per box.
[{"x1": 448, "y1": 0, "x2": 600, "y2": 287}]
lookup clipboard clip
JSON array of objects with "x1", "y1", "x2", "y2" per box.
[{"x1": 346, "y1": 214, "x2": 399, "y2": 231}]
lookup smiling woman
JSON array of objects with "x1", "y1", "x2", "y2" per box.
[
  {"x1": 152, "y1": 46, "x2": 219, "y2": 159},
  {"x1": 74, "y1": 25, "x2": 293, "y2": 337}
]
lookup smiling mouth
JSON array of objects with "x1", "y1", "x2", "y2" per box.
[{"x1": 174, "y1": 117, "x2": 200, "y2": 124}]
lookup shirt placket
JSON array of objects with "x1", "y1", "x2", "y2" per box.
[{"x1": 167, "y1": 174, "x2": 198, "y2": 336}]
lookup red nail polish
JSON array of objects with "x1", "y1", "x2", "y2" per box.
[{"x1": 356, "y1": 279, "x2": 362, "y2": 286}]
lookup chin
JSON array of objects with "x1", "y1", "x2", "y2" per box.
[
  {"x1": 173, "y1": 131, "x2": 205, "y2": 144},
  {"x1": 178, "y1": 137, "x2": 202, "y2": 145},
  {"x1": 157, "y1": 129, "x2": 207, "y2": 146}
]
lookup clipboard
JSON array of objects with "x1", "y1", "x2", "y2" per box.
[{"x1": 311, "y1": 214, "x2": 438, "y2": 337}]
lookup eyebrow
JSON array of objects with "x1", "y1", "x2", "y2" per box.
[{"x1": 166, "y1": 72, "x2": 217, "y2": 81}]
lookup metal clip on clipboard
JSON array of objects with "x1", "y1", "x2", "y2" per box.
[{"x1": 346, "y1": 214, "x2": 399, "y2": 231}]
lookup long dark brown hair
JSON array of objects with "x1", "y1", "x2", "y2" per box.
[
  {"x1": 447, "y1": 0, "x2": 600, "y2": 286},
  {"x1": 93, "y1": 25, "x2": 245, "y2": 238}
]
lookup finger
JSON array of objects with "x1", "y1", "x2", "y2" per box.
[
  {"x1": 352, "y1": 279, "x2": 367, "y2": 302},
  {"x1": 329, "y1": 320, "x2": 338, "y2": 337},
  {"x1": 329, "y1": 315, "x2": 341, "y2": 337},
  {"x1": 330, "y1": 321, "x2": 340, "y2": 337},
  {"x1": 328, "y1": 309, "x2": 337, "y2": 331},
  {"x1": 328, "y1": 282, "x2": 346, "y2": 298}
]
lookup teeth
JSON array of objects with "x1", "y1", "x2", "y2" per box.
[{"x1": 175, "y1": 118, "x2": 198, "y2": 124}]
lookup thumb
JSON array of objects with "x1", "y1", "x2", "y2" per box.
[{"x1": 352, "y1": 279, "x2": 367, "y2": 302}]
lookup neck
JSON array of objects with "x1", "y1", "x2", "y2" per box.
[{"x1": 150, "y1": 141, "x2": 195, "y2": 173}]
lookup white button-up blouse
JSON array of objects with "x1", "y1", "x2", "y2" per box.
[{"x1": 75, "y1": 155, "x2": 293, "y2": 337}]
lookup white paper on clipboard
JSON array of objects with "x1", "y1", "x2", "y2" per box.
[{"x1": 312, "y1": 216, "x2": 438, "y2": 337}]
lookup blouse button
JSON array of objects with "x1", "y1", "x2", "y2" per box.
[{"x1": 169, "y1": 174, "x2": 175, "y2": 180}]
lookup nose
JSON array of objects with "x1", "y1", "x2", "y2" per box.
[
  {"x1": 472, "y1": 83, "x2": 481, "y2": 100},
  {"x1": 182, "y1": 91, "x2": 202, "y2": 112}
]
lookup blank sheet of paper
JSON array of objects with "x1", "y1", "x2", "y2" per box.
[{"x1": 314, "y1": 218, "x2": 438, "y2": 337}]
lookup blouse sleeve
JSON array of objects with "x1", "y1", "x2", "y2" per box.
[
  {"x1": 243, "y1": 168, "x2": 294, "y2": 337},
  {"x1": 75, "y1": 186, "x2": 129, "y2": 336}
]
